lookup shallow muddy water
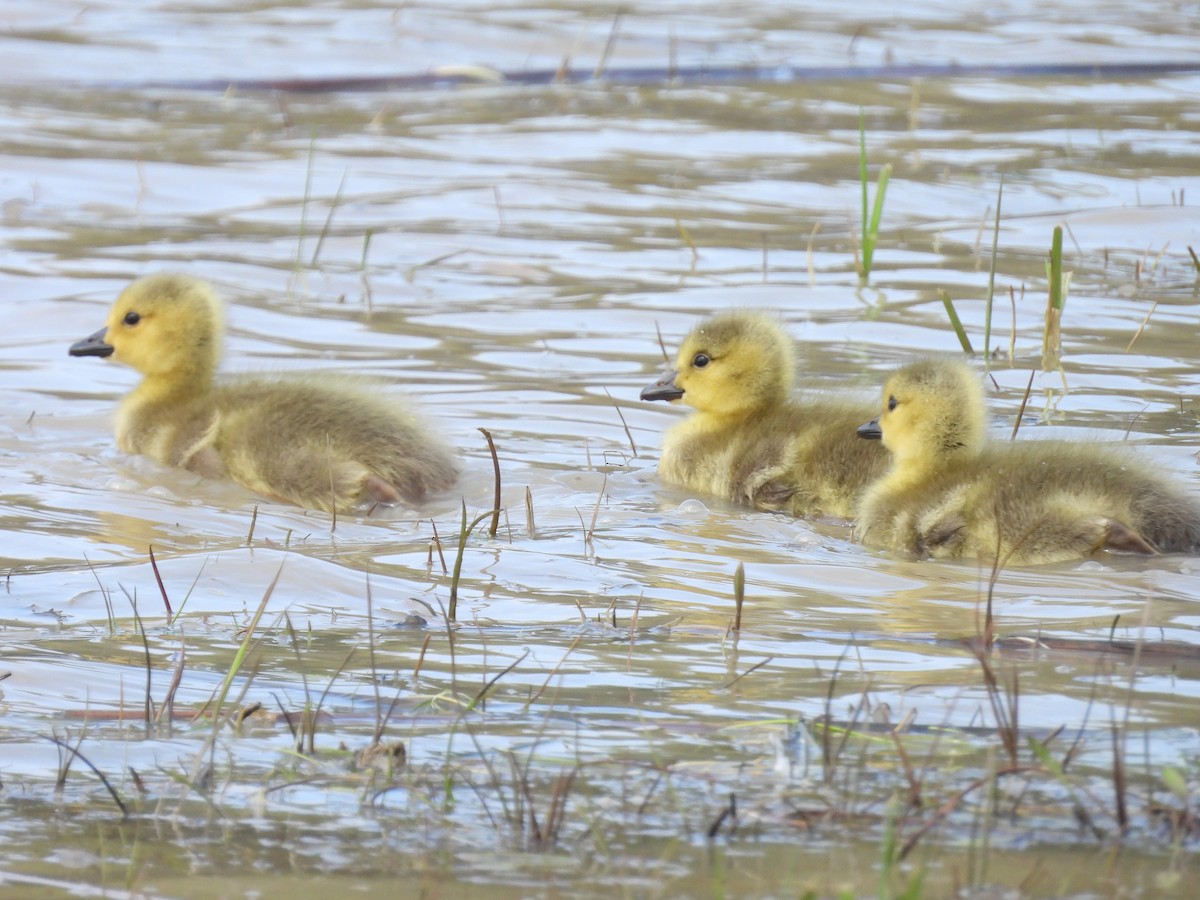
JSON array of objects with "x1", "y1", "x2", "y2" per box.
[{"x1": 2, "y1": 1, "x2": 1200, "y2": 897}]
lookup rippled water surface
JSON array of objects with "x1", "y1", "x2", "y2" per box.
[{"x1": 3, "y1": 1, "x2": 1200, "y2": 897}]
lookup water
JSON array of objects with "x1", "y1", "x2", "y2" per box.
[{"x1": 2, "y1": 1, "x2": 1200, "y2": 896}]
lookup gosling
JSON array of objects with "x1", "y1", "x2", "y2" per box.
[
  {"x1": 69, "y1": 273, "x2": 458, "y2": 513},
  {"x1": 855, "y1": 359, "x2": 1200, "y2": 564},
  {"x1": 640, "y1": 311, "x2": 887, "y2": 518}
]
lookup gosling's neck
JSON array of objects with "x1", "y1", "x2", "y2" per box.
[
  {"x1": 125, "y1": 358, "x2": 217, "y2": 408},
  {"x1": 882, "y1": 434, "x2": 979, "y2": 493}
]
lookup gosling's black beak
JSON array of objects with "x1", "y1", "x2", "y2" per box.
[
  {"x1": 857, "y1": 418, "x2": 882, "y2": 440},
  {"x1": 640, "y1": 370, "x2": 684, "y2": 402},
  {"x1": 69, "y1": 327, "x2": 114, "y2": 358}
]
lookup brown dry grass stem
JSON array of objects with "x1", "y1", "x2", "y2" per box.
[
  {"x1": 44, "y1": 735, "x2": 128, "y2": 819},
  {"x1": 584, "y1": 474, "x2": 607, "y2": 546},
  {"x1": 413, "y1": 634, "x2": 433, "y2": 680},
  {"x1": 83, "y1": 553, "x2": 116, "y2": 634},
  {"x1": 507, "y1": 752, "x2": 579, "y2": 849},
  {"x1": 732, "y1": 562, "x2": 745, "y2": 631},
  {"x1": 245, "y1": 505, "x2": 259, "y2": 546},
  {"x1": 722, "y1": 656, "x2": 774, "y2": 690},
  {"x1": 604, "y1": 388, "x2": 638, "y2": 455},
  {"x1": 479, "y1": 427, "x2": 501, "y2": 538},
  {"x1": 148, "y1": 545, "x2": 172, "y2": 617},
  {"x1": 430, "y1": 519, "x2": 448, "y2": 574},
  {"x1": 593, "y1": 11, "x2": 622, "y2": 79},
  {"x1": 1125, "y1": 301, "x2": 1159, "y2": 352},
  {"x1": 127, "y1": 592, "x2": 153, "y2": 732},
  {"x1": 1009, "y1": 370, "x2": 1036, "y2": 441},
  {"x1": 707, "y1": 793, "x2": 738, "y2": 838},
  {"x1": 527, "y1": 637, "x2": 582, "y2": 707},
  {"x1": 898, "y1": 765, "x2": 1031, "y2": 861}
]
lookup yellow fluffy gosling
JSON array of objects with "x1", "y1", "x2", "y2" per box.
[
  {"x1": 69, "y1": 273, "x2": 458, "y2": 513},
  {"x1": 855, "y1": 359, "x2": 1200, "y2": 564},
  {"x1": 640, "y1": 311, "x2": 887, "y2": 518}
]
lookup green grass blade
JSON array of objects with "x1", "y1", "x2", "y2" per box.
[{"x1": 939, "y1": 290, "x2": 975, "y2": 355}]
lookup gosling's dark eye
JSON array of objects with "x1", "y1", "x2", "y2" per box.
[
  {"x1": 123, "y1": 311, "x2": 141, "y2": 326},
  {"x1": 692, "y1": 352, "x2": 710, "y2": 369},
  {"x1": 887, "y1": 395, "x2": 898, "y2": 411}
]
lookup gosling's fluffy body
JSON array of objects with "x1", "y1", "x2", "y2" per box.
[
  {"x1": 856, "y1": 359, "x2": 1200, "y2": 564},
  {"x1": 70, "y1": 273, "x2": 457, "y2": 513},
  {"x1": 641, "y1": 312, "x2": 886, "y2": 518}
]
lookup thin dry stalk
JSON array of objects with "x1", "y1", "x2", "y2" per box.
[
  {"x1": 806, "y1": 221, "x2": 821, "y2": 286},
  {"x1": 430, "y1": 519, "x2": 448, "y2": 574},
  {"x1": 148, "y1": 545, "x2": 173, "y2": 617},
  {"x1": 1125, "y1": 301, "x2": 1159, "y2": 352},
  {"x1": 128, "y1": 593, "x2": 154, "y2": 732},
  {"x1": 493, "y1": 185, "x2": 505, "y2": 231},
  {"x1": 479, "y1": 427, "x2": 501, "y2": 538},
  {"x1": 471, "y1": 649, "x2": 530, "y2": 710},
  {"x1": 528, "y1": 638, "x2": 582, "y2": 706},
  {"x1": 984, "y1": 174, "x2": 1005, "y2": 359},
  {"x1": 1009, "y1": 369, "x2": 1036, "y2": 440},
  {"x1": 654, "y1": 321, "x2": 670, "y2": 362},
  {"x1": 525, "y1": 486, "x2": 536, "y2": 537},
  {"x1": 155, "y1": 632, "x2": 186, "y2": 733},
  {"x1": 890, "y1": 731, "x2": 923, "y2": 810},
  {"x1": 732, "y1": 562, "x2": 745, "y2": 631},
  {"x1": 539, "y1": 768, "x2": 579, "y2": 848},
  {"x1": 413, "y1": 633, "x2": 432, "y2": 679},
  {"x1": 722, "y1": 655, "x2": 774, "y2": 689},
  {"x1": 245, "y1": 505, "x2": 259, "y2": 546},
  {"x1": 43, "y1": 735, "x2": 128, "y2": 818},
  {"x1": 585, "y1": 474, "x2": 607, "y2": 544},
  {"x1": 707, "y1": 793, "x2": 738, "y2": 838},
  {"x1": 603, "y1": 388, "x2": 638, "y2": 455},
  {"x1": 310, "y1": 169, "x2": 349, "y2": 266},
  {"x1": 307, "y1": 647, "x2": 358, "y2": 753},
  {"x1": 899, "y1": 765, "x2": 1029, "y2": 860},
  {"x1": 593, "y1": 11, "x2": 623, "y2": 78}
]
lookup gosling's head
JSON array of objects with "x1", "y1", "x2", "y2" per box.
[
  {"x1": 858, "y1": 359, "x2": 986, "y2": 465},
  {"x1": 69, "y1": 273, "x2": 225, "y2": 382},
  {"x1": 640, "y1": 311, "x2": 794, "y2": 418}
]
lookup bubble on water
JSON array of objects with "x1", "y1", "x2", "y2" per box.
[
  {"x1": 105, "y1": 475, "x2": 141, "y2": 492},
  {"x1": 676, "y1": 499, "x2": 708, "y2": 516}
]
